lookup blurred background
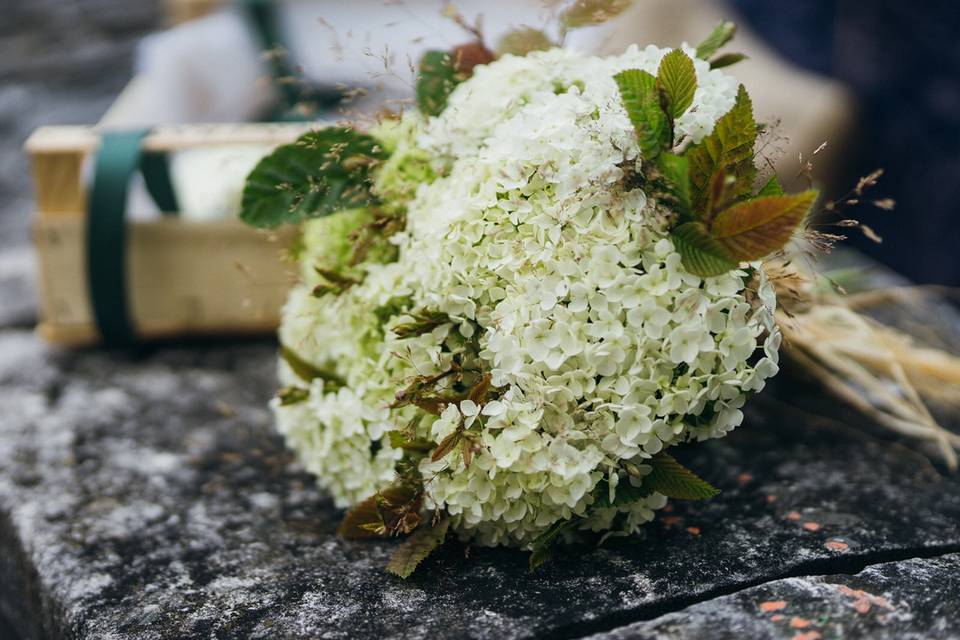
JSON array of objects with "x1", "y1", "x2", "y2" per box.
[{"x1": 1, "y1": 0, "x2": 958, "y2": 285}]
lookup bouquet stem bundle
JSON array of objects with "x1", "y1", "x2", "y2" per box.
[{"x1": 775, "y1": 271, "x2": 960, "y2": 468}]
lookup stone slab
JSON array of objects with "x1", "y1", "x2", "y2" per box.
[
  {"x1": 2, "y1": 249, "x2": 960, "y2": 639},
  {"x1": 589, "y1": 553, "x2": 960, "y2": 640},
  {"x1": 1, "y1": 321, "x2": 960, "y2": 639}
]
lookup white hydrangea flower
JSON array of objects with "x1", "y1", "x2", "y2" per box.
[{"x1": 273, "y1": 45, "x2": 780, "y2": 547}]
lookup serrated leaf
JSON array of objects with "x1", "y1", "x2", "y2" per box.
[
  {"x1": 386, "y1": 518, "x2": 450, "y2": 578},
  {"x1": 240, "y1": 128, "x2": 387, "y2": 228},
  {"x1": 695, "y1": 21, "x2": 737, "y2": 60},
  {"x1": 711, "y1": 190, "x2": 818, "y2": 261},
  {"x1": 560, "y1": 0, "x2": 633, "y2": 28},
  {"x1": 615, "y1": 68, "x2": 671, "y2": 158},
  {"x1": 416, "y1": 50, "x2": 461, "y2": 116},
  {"x1": 710, "y1": 52, "x2": 748, "y2": 69},
  {"x1": 686, "y1": 84, "x2": 756, "y2": 216},
  {"x1": 757, "y1": 175, "x2": 784, "y2": 197},
  {"x1": 671, "y1": 221, "x2": 738, "y2": 277},
  {"x1": 658, "y1": 49, "x2": 697, "y2": 118},
  {"x1": 656, "y1": 152, "x2": 693, "y2": 221},
  {"x1": 646, "y1": 452, "x2": 720, "y2": 500},
  {"x1": 496, "y1": 27, "x2": 554, "y2": 56}
]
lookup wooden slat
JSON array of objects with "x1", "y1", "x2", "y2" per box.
[
  {"x1": 33, "y1": 216, "x2": 298, "y2": 346},
  {"x1": 30, "y1": 151, "x2": 86, "y2": 216},
  {"x1": 25, "y1": 122, "x2": 310, "y2": 221},
  {"x1": 25, "y1": 123, "x2": 313, "y2": 156},
  {"x1": 26, "y1": 123, "x2": 311, "y2": 345}
]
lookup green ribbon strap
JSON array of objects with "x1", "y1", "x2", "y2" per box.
[
  {"x1": 87, "y1": 129, "x2": 179, "y2": 346},
  {"x1": 238, "y1": 0, "x2": 343, "y2": 120}
]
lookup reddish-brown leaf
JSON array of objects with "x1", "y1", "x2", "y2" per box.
[
  {"x1": 337, "y1": 494, "x2": 386, "y2": 539},
  {"x1": 710, "y1": 190, "x2": 818, "y2": 261},
  {"x1": 337, "y1": 483, "x2": 421, "y2": 539},
  {"x1": 431, "y1": 431, "x2": 461, "y2": 462},
  {"x1": 468, "y1": 372, "x2": 493, "y2": 405}
]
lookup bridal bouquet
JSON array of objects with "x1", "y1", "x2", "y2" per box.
[{"x1": 239, "y1": 7, "x2": 959, "y2": 577}]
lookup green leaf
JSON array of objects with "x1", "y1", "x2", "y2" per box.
[
  {"x1": 671, "y1": 221, "x2": 738, "y2": 277},
  {"x1": 711, "y1": 190, "x2": 818, "y2": 261},
  {"x1": 529, "y1": 518, "x2": 577, "y2": 570},
  {"x1": 386, "y1": 518, "x2": 450, "y2": 578},
  {"x1": 241, "y1": 128, "x2": 387, "y2": 228},
  {"x1": 656, "y1": 152, "x2": 693, "y2": 221},
  {"x1": 279, "y1": 344, "x2": 345, "y2": 388},
  {"x1": 416, "y1": 50, "x2": 461, "y2": 116},
  {"x1": 686, "y1": 84, "x2": 756, "y2": 216},
  {"x1": 657, "y1": 49, "x2": 697, "y2": 119},
  {"x1": 496, "y1": 27, "x2": 554, "y2": 56},
  {"x1": 614, "y1": 68, "x2": 671, "y2": 158},
  {"x1": 710, "y1": 52, "x2": 748, "y2": 69},
  {"x1": 695, "y1": 21, "x2": 737, "y2": 60},
  {"x1": 645, "y1": 452, "x2": 720, "y2": 500},
  {"x1": 560, "y1": 0, "x2": 633, "y2": 28},
  {"x1": 757, "y1": 175, "x2": 784, "y2": 197}
]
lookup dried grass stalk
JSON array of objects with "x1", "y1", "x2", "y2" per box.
[{"x1": 770, "y1": 264, "x2": 960, "y2": 469}]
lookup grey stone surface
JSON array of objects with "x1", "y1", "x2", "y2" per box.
[
  {"x1": 0, "y1": 245, "x2": 38, "y2": 329},
  {"x1": 0, "y1": 0, "x2": 161, "y2": 249},
  {"x1": 588, "y1": 553, "x2": 960, "y2": 640},
  {"x1": 1, "y1": 253, "x2": 960, "y2": 640}
]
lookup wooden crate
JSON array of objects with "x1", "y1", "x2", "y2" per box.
[{"x1": 26, "y1": 124, "x2": 308, "y2": 346}]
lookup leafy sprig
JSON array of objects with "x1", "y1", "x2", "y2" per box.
[{"x1": 614, "y1": 40, "x2": 818, "y2": 276}]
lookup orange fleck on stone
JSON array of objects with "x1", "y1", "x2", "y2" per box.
[
  {"x1": 802, "y1": 521, "x2": 821, "y2": 532},
  {"x1": 824, "y1": 539, "x2": 849, "y2": 551},
  {"x1": 790, "y1": 617, "x2": 812, "y2": 629},
  {"x1": 786, "y1": 511, "x2": 802, "y2": 521},
  {"x1": 686, "y1": 526, "x2": 701, "y2": 535},
  {"x1": 661, "y1": 516, "x2": 683, "y2": 528},
  {"x1": 766, "y1": 494, "x2": 778, "y2": 503},
  {"x1": 771, "y1": 615, "x2": 785, "y2": 622},
  {"x1": 663, "y1": 504, "x2": 674, "y2": 513},
  {"x1": 760, "y1": 600, "x2": 788, "y2": 613},
  {"x1": 792, "y1": 632, "x2": 821, "y2": 640},
  {"x1": 737, "y1": 473, "x2": 754, "y2": 486},
  {"x1": 833, "y1": 583, "x2": 895, "y2": 613}
]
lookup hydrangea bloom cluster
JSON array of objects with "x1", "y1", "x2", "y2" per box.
[{"x1": 273, "y1": 45, "x2": 781, "y2": 547}]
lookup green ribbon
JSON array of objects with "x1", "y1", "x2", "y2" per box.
[
  {"x1": 238, "y1": 0, "x2": 342, "y2": 121},
  {"x1": 87, "y1": 129, "x2": 179, "y2": 346}
]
